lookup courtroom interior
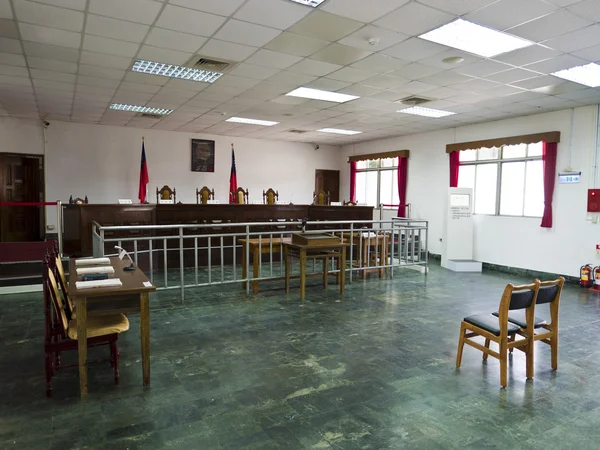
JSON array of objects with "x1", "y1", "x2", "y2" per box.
[{"x1": 1, "y1": 0, "x2": 600, "y2": 448}]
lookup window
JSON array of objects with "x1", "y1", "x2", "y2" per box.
[
  {"x1": 457, "y1": 142, "x2": 544, "y2": 217},
  {"x1": 355, "y1": 158, "x2": 399, "y2": 207}
]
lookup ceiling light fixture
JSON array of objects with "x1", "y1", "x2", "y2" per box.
[
  {"x1": 131, "y1": 60, "x2": 223, "y2": 83},
  {"x1": 226, "y1": 117, "x2": 280, "y2": 126},
  {"x1": 442, "y1": 56, "x2": 465, "y2": 65},
  {"x1": 110, "y1": 104, "x2": 173, "y2": 115},
  {"x1": 397, "y1": 106, "x2": 456, "y2": 118},
  {"x1": 551, "y1": 63, "x2": 600, "y2": 88},
  {"x1": 286, "y1": 87, "x2": 359, "y2": 103},
  {"x1": 288, "y1": 0, "x2": 326, "y2": 7},
  {"x1": 317, "y1": 128, "x2": 362, "y2": 135},
  {"x1": 419, "y1": 19, "x2": 534, "y2": 58}
]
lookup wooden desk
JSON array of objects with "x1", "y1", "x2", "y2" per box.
[
  {"x1": 284, "y1": 242, "x2": 349, "y2": 301},
  {"x1": 239, "y1": 237, "x2": 291, "y2": 294},
  {"x1": 68, "y1": 257, "x2": 156, "y2": 397}
]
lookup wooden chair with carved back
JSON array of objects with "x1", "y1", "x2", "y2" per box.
[
  {"x1": 156, "y1": 185, "x2": 176, "y2": 203},
  {"x1": 262, "y1": 188, "x2": 278, "y2": 205},
  {"x1": 69, "y1": 195, "x2": 88, "y2": 204},
  {"x1": 232, "y1": 187, "x2": 248, "y2": 204},
  {"x1": 313, "y1": 191, "x2": 330, "y2": 205},
  {"x1": 196, "y1": 186, "x2": 215, "y2": 204},
  {"x1": 43, "y1": 259, "x2": 130, "y2": 397}
]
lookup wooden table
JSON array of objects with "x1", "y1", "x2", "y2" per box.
[
  {"x1": 68, "y1": 257, "x2": 156, "y2": 397},
  {"x1": 341, "y1": 232, "x2": 389, "y2": 279},
  {"x1": 239, "y1": 237, "x2": 291, "y2": 294},
  {"x1": 283, "y1": 242, "x2": 349, "y2": 301}
]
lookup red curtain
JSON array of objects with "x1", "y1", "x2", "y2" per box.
[
  {"x1": 449, "y1": 151, "x2": 459, "y2": 187},
  {"x1": 398, "y1": 156, "x2": 408, "y2": 217},
  {"x1": 541, "y1": 141, "x2": 557, "y2": 228},
  {"x1": 349, "y1": 161, "x2": 357, "y2": 203}
]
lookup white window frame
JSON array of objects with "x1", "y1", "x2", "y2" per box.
[
  {"x1": 459, "y1": 144, "x2": 543, "y2": 217},
  {"x1": 355, "y1": 158, "x2": 398, "y2": 208}
]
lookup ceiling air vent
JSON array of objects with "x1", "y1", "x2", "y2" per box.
[
  {"x1": 289, "y1": 129, "x2": 308, "y2": 134},
  {"x1": 399, "y1": 96, "x2": 433, "y2": 106},
  {"x1": 185, "y1": 55, "x2": 238, "y2": 73},
  {"x1": 139, "y1": 113, "x2": 163, "y2": 119}
]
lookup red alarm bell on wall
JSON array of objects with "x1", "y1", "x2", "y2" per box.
[{"x1": 588, "y1": 189, "x2": 600, "y2": 213}]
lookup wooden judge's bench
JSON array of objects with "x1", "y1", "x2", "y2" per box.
[{"x1": 62, "y1": 204, "x2": 374, "y2": 257}]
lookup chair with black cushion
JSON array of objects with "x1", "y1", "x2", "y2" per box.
[
  {"x1": 232, "y1": 187, "x2": 248, "y2": 204},
  {"x1": 196, "y1": 186, "x2": 215, "y2": 204},
  {"x1": 456, "y1": 280, "x2": 540, "y2": 387},
  {"x1": 313, "y1": 191, "x2": 330, "y2": 205},
  {"x1": 69, "y1": 195, "x2": 88, "y2": 204},
  {"x1": 156, "y1": 185, "x2": 176, "y2": 203},
  {"x1": 262, "y1": 188, "x2": 278, "y2": 205}
]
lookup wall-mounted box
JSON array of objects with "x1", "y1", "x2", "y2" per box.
[{"x1": 588, "y1": 189, "x2": 600, "y2": 213}]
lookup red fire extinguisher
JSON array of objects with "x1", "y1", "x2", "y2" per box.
[
  {"x1": 580, "y1": 264, "x2": 593, "y2": 287},
  {"x1": 593, "y1": 266, "x2": 600, "y2": 288}
]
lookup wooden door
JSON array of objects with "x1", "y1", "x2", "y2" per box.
[
  {"x1": 315, "y1": 169, "x2": 340, "y2": 202},
  {"x1": 0, "y1": 154, "x2": 44, "y2": 242}
]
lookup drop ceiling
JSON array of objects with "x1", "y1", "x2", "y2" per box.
[{"x1": 0, "y1": 0, "x2": 600, "y2": 145}]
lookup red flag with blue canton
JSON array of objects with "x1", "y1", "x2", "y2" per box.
[
  {"x1": 138, "y1": 140, "x2": 149, "y2": 203},
  {"x1": 229, "y1": 144, "x2": 238, "y2": 203}
]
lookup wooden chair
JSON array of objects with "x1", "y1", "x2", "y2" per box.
[
  {"x1": 196, "y1": 186, "x2": 215, "y2": 204},
  {"x1": 69, "y1": 195, "x2": 88, "y2": 204},
  {"x1": 313, "y1": 191, "x2": 330, "y2": 205},
  {"x1": 262, "y1": 188, "x2": 278, "y2": 205},
  {"x1": 49, "y1": 245, "x2": 75, "y2": 320},
  {"x1": 456, "y1": 280, "x2": 540, "y2": 387},
  {"x1": 156, "y1": 185, "x2": 176, "y2": 203},
  {"x1": 232, "y1": 187, "x2": 248, "y2": 204},
  {"x1": 43, "y1": 261, "x2": 129, "y2": 397}
]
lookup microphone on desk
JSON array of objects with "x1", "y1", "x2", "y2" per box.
[{"x1": 114, "y1": 246, "x2": 135, "y2": 271}]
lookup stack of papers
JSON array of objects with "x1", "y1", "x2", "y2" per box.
[
  {"x1": 75, "y1": 257, "x2": 111, "y2": 266},
  {"x1": 75, "y1": 278, "x2": 122, "y2": 289},
  {"x1": 76, "y1": 266, "x2": 115, "y2": 275}
]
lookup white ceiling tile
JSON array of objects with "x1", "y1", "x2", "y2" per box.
[
  {"x1": 452, "y1": 77, "x2": 501, "y2": 91},
  {"x1": 200, "y1": 39, "x2": 258, "y2": 62},
  {"x1": 327, "y1": 67, "x2": 378, "y2": 83},
  {"x1": 418, "y1": 86, "x2": 462, "y2": 100},
  {"x1": 492, "y1": 45, "x2": 561, "y2": 66},
  {"x1": 382, "y1": 38, "x2": 448, "y2": 62},
  {"x1": 119, "y1": 81, "x2": 162, "y2": 94},
  {"x1": 390, "y1": 80, "x2": 437, "y2": 95},
  {"x1": 420, "y1": 70, "x2": 473, "y2": 86},
  {"x1": 0, "y1": 38, "x2": 21, "y2": 54},
  {"x1": 0, "y1": 63, "x2": 28, "y2": 76},
  {"x1": 245, "y1": 49, "x2": 302, "y2": 69},
  {"x1": 156, "y1": 5, "x2": 227, "y2": 37},
  {"x1": 14, "y1": 0, "x2": 84, "y2": 32},
  {"x1": 507, "y1": 10, "x2": 592, "y2": 42},
  {"x1": 234, "y1": 0, "x2": 310, "y2": 30},
  {"x1": 215, "y1": 74, "x2": 262, "y2": 89},
  {"x1": 78, "y1": 64, "x2": 125, "y2": 80},
  {"x1": 266, "y1": 70, "x2": 316, "y2": 86},
  {"x1": 229, "y1": 63, "x2": 281, "y2": 80},
  {"x1": 213, "y1": 20, "x2": 281, "y2": 48},
  {"x1": 82, "y1": 35, "x2": 140, "y2": 57},
  {"x1": 572, "y1": 44, "x2": 600, "y2": 62},
  {"x1": 322, "y1": 0, "x2": 409, "y2": 23},
  {"x1": 85, "y1": 14, "x2": 149, "y2": 43},
  {"x1": 75, "y1": 84, "x2": 115, "y2": 96},
  {"x1": 288, "y1": 11, "x2": 363, "y2": 42},
  {"x1": 338, "y1": 25, "x2": 409, "y2": 52},
  {"x1": 417, "y1": 0, "x2": 498, "y2": 15},
  {"x1": 19, "y1": 23, "x2": 81, "y2": 49},
  {"x1": 137, "y1": 45, "x2": 192, "y2": 66},
  {"x1": 124, "y1": 72, "x2": 168, "y2": 86},
  {"x1": 350, "y1": 53, "x2": 410, "y2": 73},
  {"x1": 31, "y1": 0, "x2": 86, "y2": 9},
  {"x1": 27, "y1": 56, "x2": 77, "y2": 72},
  {"x1": 338, "y1": 84, "x2": 384, "y2": 97},
  {"x1": 0, "y1": 52, "x2": 24, "y2": 66},
  {"x1": 362, "y1": 74, "x2": 408, "y2": 89},
  {"x1": 33, "y1": 79, "x2": 74, "y2": 92},
  {"x1": 374, "y1": 2, "x2": 455, "y2": 36},
  {"x1": 112, "y1": 90, "x2": 154, "y2": 103},
  {"x1": 0, "y1": 19, "x2": 19, "y2": 40},
  {"x1": 417, "y1": 49, "x2": 482, "y2": 69},
  {"x1": 455, "y1": 60, "x2": 514, "y2": 77},
  {"x1": 287, "y1": 58, "x2": 342, "y2": 77},
  {"x1": 163, "y1": 78, "x2": 210, "y2": 91},
  {"x1": 464, "y1": 0, "x2": 557, "y2": 30},
  {"x1": 79, "y1": 51, "x2": 132, "y2": 70},
  {"x1": 304, "y1": 78, "x2": 352, "y2": 91},
  {"x1": 0, "y1": 0, "x2": 12, "y2": 19},
  {"x1": 77, "y1": 75, "x2": 121, "y2": 88},
  {"x1": 169, "y1": 0, "x2": 245, "y2": 16},
  {"x1": 484, "y1": 68, "x2": 540, "y2": 83},
  {"x1": 265, "y1": 32, "x2": 329, "y2": 57},
  {"x1": 390, "y1": 63, "x2": 444, "y2": 80},
  {"x1": 23, "y1": 41, "x2": 78, "y2": 62},
  {"x1": 368, "y1": 89, "x2": 404, "y2": 101},
  {"x1": 523, "y1": 54, "x2": 588, "y2": 73},
  {"x1": 567, "y1": 0, "x2": 600, "y2": 22},
  {"x1": 89, "y1": 0, "x2": 162, "y2": 25},
  {"x1": 145, "y1": 28, "x2": 207, "y2": 54},
  {"x1": 154, "y1": 87, "x2": 198, "y2": 100},
  {"x1": 541, "y1": 25, "x2": 600, "y2": 53},
  {"x1": 510, "y1": 74, "x2": 564, "y2": 89},
  {"x1": 311, "y1": 43, "x2": 372, "y2": 66}
]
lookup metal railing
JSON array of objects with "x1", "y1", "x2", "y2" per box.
[{"x1": 91, "y1": 218, "x2": 428, "y2": 301}]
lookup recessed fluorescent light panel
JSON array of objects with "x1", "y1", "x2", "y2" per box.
[
  {"x1": 288, "y1": 0, "x2": 326, "y2": 7},
  {"x1": 110, "y1": 104, "x2": 173, "y2": 115},
  {"x1": 131, "y1": 60, "x2": 223, "y2": 83},
  {"x1": 226, "y1": 117, "x2": 279, "y2": 126},
  {"x1": 419, "y1": 18, "x2": 534, "y2": 58},
  {"x1": 398, "y1": 106, "x2": 456, "y2": 118},
  {"x1": 286, "y1": 87, "x2": 359, "y2": 103},
  {"x1": 551, "y1": 63, "x2": 600, "y2": 88},
  {"x1": 318, "y1": 128, "x2": 362, "y2": 135}
]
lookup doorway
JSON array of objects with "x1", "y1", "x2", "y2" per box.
[
  {"x1": 0, "y1": 154, "x2": 45, "y2": 242},
  {"x1": 315, "y1": 169, "x2": 340, "y2": 202}
]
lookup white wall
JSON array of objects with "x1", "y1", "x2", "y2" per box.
[
  {"x1": 0, "y1": 117, "x2": 45, "y2": 155},
  {"x1": 340, "y1": 106, "x2": 600, "y2": 277}
]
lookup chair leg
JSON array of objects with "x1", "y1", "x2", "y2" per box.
[
  {"x1": 551, "y1": 333, "x2": 558, "y2": 371},
  {"x1": 526, "y1": 336, "x2": 534, "y2": 380},
  {"x1": 499, "y1": 340, "x2": 508, "y2": 388},
  {"x1": 110, "y1": 340, "x2": 120, "y2": 384},
  {"x1": 45, "y1": 352, "x2": 53, "y2": 397},
  {"x1": 508, "y1": 335, "x2": 514, "y2": 354},
  {"x1": 456, "y1": 323, "x2": 466, "y2": 367},
  {"x1": 482, "y1": 339, "x2": 490, "y2": 361}
]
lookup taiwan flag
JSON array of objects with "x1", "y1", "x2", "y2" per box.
[
  {"x1": 229, "y1": 145, "x2": 237, "y2": 204},
  {"x1": 138, "y1": 140, "x2": 149, "y2": 203}
]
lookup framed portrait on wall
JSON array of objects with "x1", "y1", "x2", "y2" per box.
[{"x1": 191, "y1": 139, "x2": 215, "y2": 172}]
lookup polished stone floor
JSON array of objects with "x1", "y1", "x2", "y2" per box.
[{"x1": 1, "y1": 264, "x2": 600, "y2": 449}]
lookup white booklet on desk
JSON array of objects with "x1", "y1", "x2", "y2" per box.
[
  {"x1": 76, "y1": 266, "x2": 115, "y2": 275},
  {"x1": 75, "y1": 257, "x2": 111, "y2": 266},
  {"x1": 75, "y1": 278, "x2": 122, "y2": 289}
]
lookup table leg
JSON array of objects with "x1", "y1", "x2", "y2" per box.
[
  {"x1": 76, "y1": 296, "x2": 88, "y2": 397},
  {"x1": 285, "y1": 247, "x2": 290, "y2": 294},
  {"x1": 241, "y1": 242, "x2": 246, "y2": 289},
  {"x1": 252, "y1": 248, "x2": 259, "y2": 294},
  {"x1": 361, "y1": 241, "x2": 367, "y2": 280},
  {"x1": 340, "y1": 247, "x2": 346, "y2": 295},
  {"x1": 140, "y1": 292, "x2": 150, "y2": 386},
  {"x1": 300, "y1": 249, "x2": 306, "y2": 301},
  {"x1": 323, "y1": 256, "x2": 329, "y2": 289}
]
